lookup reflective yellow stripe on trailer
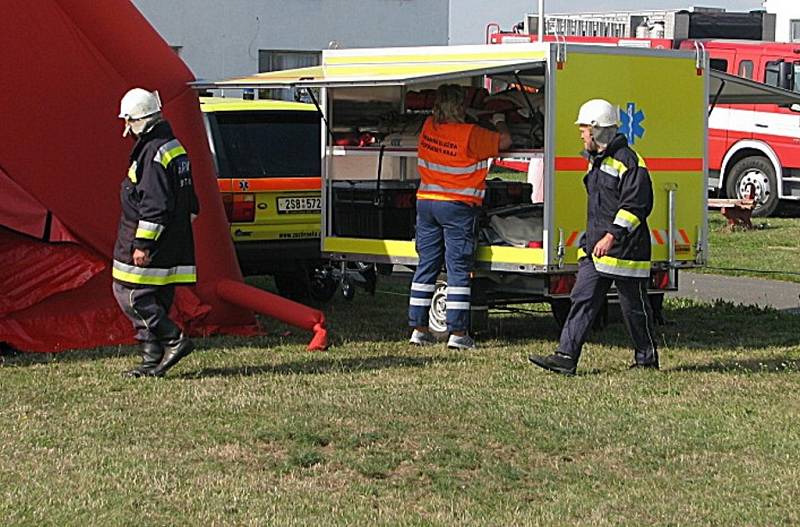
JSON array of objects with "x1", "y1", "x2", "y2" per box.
[{"x1": 323, "y1": 238, "x2": 545, "y2": 266}]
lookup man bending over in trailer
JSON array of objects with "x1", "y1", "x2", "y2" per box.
[
  {"x1": 529, "y1": 99, "x2": 659, "y2": 375},
  {"x1": 408, "y1": 84, "x2": 511, "y2": 350}
]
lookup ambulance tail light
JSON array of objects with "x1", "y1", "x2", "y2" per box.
[
  {"x1": 549, "y1": 274, "x2": 576, "y2": 296},
  {"x1": 650, "y1": 270, "x2": 670, "y2": 290},
  {"x1": 222, "y1": 194, "x2": 255, "y2": 223}
]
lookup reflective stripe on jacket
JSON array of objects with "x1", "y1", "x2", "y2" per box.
[
  {"x1": 416, "y1": 117, "x2": 496, "y2": 206},
  {"x1": 581, "y1": 134, "x2": 653, "y2": 279}
]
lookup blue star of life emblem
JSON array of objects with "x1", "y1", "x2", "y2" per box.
[{"x1": 619, "y1": 102, "x2": 645, "y2": 144}]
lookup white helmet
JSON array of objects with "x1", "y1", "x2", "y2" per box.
[
  {"x1": 118, "y1": 88, "x2": 161, "y2": 120},
  {"x1": 575, "y1": 99, "x2": 619, "y2": 128}
]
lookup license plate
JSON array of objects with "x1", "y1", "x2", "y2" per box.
[{"x1": 277, "y1": 196, "x2": 321, "y2": 214}]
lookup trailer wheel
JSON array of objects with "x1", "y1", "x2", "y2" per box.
[
  {"x1": 341, "y1": 279, "x2": 355, "y2": 301},
  {"x1": 428, "y1": 281, "x2": 448, "y2": 335},
  {"x1": 308, "y1": 263, "x2": 338, "y2": 303},
  {"x1": 725, "y1": 157, "x2": 779, "y2": 217}
]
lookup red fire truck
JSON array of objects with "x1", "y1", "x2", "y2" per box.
[{"x1": 491, "y1": 15, "x2": 800, "y2": 217}]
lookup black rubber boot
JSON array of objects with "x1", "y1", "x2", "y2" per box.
[
  {"x1": 528, "y1": 352, "x2": 577, "y2": 376},
  {"x1": 122, "y1": 341, "x2": 164, "y2": 378},
  {"x1": 150, "y1": 333, "x2": 194, "y2": 377}
]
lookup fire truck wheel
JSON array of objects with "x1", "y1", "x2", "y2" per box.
[{"x1": 726, "y1": 157, "x2": 778, "y2": 217}]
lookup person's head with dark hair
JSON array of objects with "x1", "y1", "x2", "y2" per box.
[{"x1": 433, "y1": 84, "x2": 465, "y2": 125}]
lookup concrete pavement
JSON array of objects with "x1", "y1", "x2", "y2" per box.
[{"x1": 675, "y1": 271, "x2": 800, "y2": 313}]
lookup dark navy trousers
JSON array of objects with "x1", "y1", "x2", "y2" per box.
[
  {"x1": 558, "y1": 257, "x2": 658, "y2": 365},
  {"x1": 409, "y1": 199, "x2": 478, "y2": 333},
  {"x1": 112, "y1": 282, "x2": 181, "y2": 344}
]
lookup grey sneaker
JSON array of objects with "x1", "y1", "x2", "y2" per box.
[
  {"x1": 447, "y1": 334, "x2": 475, "y2": 350},
  {"x1": 409, "y1": 329, "x2": 436, "y2": 346}
]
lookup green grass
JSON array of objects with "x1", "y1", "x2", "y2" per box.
[
  {"x1": 2, "y1": 274, "x2": 800, "y2": 526},
  {"x1": 703, "y1": 214, "x2": 800, "y2": 283}
]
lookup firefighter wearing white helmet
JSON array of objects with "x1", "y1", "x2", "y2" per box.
[
  {"x1": 574, "y1": 98, "x2": 620, "y2": 148},
  {"x1": 529, "y1": 98, "x2": 658, "y2": 375},
  {"x1": 118, "y1": 88, "x2": 163, "y2": 137},
  {"x1": 112, "y1": 87, "x2": 200, "y2": 378}
]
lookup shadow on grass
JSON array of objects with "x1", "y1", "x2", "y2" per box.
[
  {"x1": 599, "y1": 299, "x2": 800, "y2": 353},
  {"x1": 669, "y1": 357, "x2": 800, "y2": 374},
  {"x1": 0, "y1": 344, "x2": 133, "y2": 367},
  {"x1": 177, "y1": 354, "x2": 456, "y2": 379},
  {"x1": 0, "y1": 335, "x2": 254, "y2": 368},
  {"x1": 4, "y1": 284, "x2": 798, "y2": 368}
]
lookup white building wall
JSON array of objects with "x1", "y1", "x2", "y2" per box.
[
  {"x1": 132, "y1": 0, "x2": 450, "y2": 81},
  {"x1": 764, "y1": 0, "x2": 800, "y2": 41},
  {"x1": 448, "y1": 0, "x2": 534, "y2": 44}
]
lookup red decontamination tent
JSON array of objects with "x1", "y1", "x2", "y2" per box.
[{"x1": 0, "y1": 0, "x2": 327, "y2": 352}]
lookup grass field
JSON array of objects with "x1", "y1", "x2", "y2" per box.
[
  {"x1": 3, "y1": 184, "x2": 800, "y2": 525},
  {"x1": 704, "y1": 214, "x2": 800, "y2": 283},
  {"x1": 2, "y1": 269, "x2": 800, "y2": 525}
]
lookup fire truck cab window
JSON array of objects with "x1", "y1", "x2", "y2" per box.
[
  {"x1": 738, "y1": 60, "x2": 753, "y2": 79},
  {"x1": 709, "y1": 59, "x2": 728, "y2": 73},
  {"x1": 794, "y1": 64, "x2": 800, "y2": 93},
  {"x1": 764, "y1": 60, "x2": 800, "y2": 92},
  {"x1": 765, "y1": 61, "x2": 780, "y2": 87}
]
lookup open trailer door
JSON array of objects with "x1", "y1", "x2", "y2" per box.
[{"x1": 550, "y1": 45, "x2": 708, "y2": 273}]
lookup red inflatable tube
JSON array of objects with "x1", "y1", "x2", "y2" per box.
[{"x1": 215, "y1": 279, "x2": 328, "y2": 351}]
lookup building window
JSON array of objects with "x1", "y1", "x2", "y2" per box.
[
  {"x1": 258, "y1": 50, "x2": 321, "y2": 101},
  {"x1": 791, "y1": 20, "x2": 800, "y2": 42},
  {"x1": 738, "y1": 60, "x2": 753, "y2": 79}
]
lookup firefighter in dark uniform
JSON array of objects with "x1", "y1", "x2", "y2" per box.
[
  {"x1": 114, "y1": 88, "x2": 199, "y2": 378},
  {"x1": 529, "y1": 99, "x2": 659, "y2": 375}
]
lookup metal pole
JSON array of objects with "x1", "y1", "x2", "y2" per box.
[
  {"x1": 666, "y1": 184, "x2": 678, "y2": 288},
  {"x1": 538, "y1": 0, "x2": 544, "y2": 42}
]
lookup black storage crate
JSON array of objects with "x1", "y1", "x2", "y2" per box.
[
  {"x1": 484, "y1": 179, "x2": 533, "y2": 209},
  {"x1": 332, "y1": 180, "x2": 417, "y2": 240}
]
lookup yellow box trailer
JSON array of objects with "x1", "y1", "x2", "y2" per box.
[{"x1": 196, "y1": 42, "x2": 800, "y2": 331}]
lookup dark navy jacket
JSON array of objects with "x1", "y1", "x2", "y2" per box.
[
  {"x1": 580, "y1": 133, "x2": 653, "y2": 279},
  {"x1": 112, "y1": 121, "x2": 199, "y2": 287}
]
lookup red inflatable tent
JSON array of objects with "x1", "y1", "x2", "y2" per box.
[{"x1": 0, "y1": 0, "x2": 327, "y2": 352}]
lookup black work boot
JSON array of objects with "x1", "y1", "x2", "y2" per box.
[
  {"x1": 528, "y1": 352, "x2": 577, "y2": 376},
  {"x1": 150, "y1": 333, "x2": 194, "y2": 377},
  {"x1": 631, "y1": 350, "x2": 660, "y2": 370},
  {"x1": 122, "y1": 341, "x2": 164, "y2": 378},
  {"x1": 629, "y1": 352, "x2": 660, "y2": 370}
]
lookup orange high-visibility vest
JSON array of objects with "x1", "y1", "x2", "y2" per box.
[{"x1": 416, "y1": 117, "x2": 498, "y2": 206}]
